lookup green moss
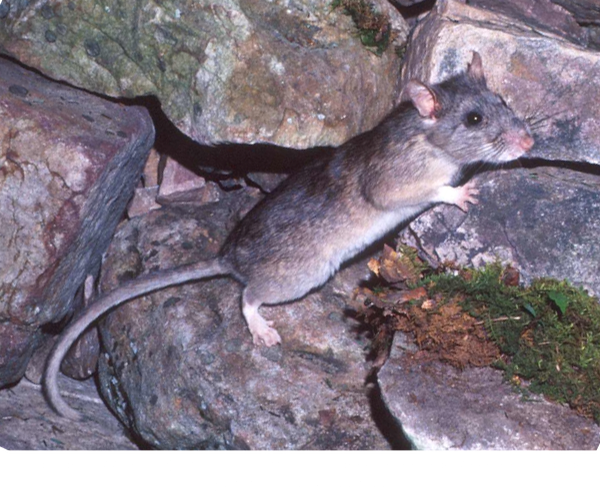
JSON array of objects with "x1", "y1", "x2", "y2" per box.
[
  {"x1": 422, "y1": 263, "x2": 600, "y2": 422},
  {"x1": 332, "y1": 0, "x2": 392, "y2": 56}
]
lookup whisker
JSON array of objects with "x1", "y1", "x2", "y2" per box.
[
  {"x1": 525, "y1": 79, "x2": 578, "y2": 131},
  {"x1": 527, "y1": 106, "x2": 571, "y2": 127}
]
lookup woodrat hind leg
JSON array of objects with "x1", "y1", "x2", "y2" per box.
[{"x1": 241, "y1": 288, "x2": 281, "y2": 346}]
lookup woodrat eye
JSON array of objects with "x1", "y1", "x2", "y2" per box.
[{"x1": 465, "y1": 111, "x2": 483, "y2": 126}]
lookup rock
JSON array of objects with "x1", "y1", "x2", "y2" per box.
[
  {"x1": 94, "y1": 197, "x2": 388, "y2": 449},
  {"x1": 551, "y1": 0, "x2": 600, "y2": 25},
  {"x1": 402, "y1": 166, "x2": 600, "y2": 295},
  {"x1": 128, "y1": 186, "x2": 161, "y2": 219},
  {"x1": 156, "y1": 158, "x2": 221, "y2": 205},
  {"x1": 0, "y1": 56, "x2": 154, "y2": 387},
  {"x1": 394, "y1": 0, "x2": 430, "y2": 6},
  {"x1": 378, "y1": 334, "x2": 600, "y2": 450},
  {"x1": 549, "y1": 0, "x2": 600, "y2": 49},
  {"x1": 0, "y1": 0, "x2": 408, "y2": 148},
  {"x1": 0, "y1": 322, "x2": 42, "y2": 386},
  {"x1": 470, "y1": 0, "x2": 588, "y2": 46},
  {"x1": 0, "y1": 376, "x2": 138, "y2": 450}
]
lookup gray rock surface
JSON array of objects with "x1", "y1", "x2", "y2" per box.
[
  {"x1": 470, "y1": 0, "x2": 588, "y2": 46},
  {"x1": 379, "y1": 334, "x2": 600, "y2": 450},
  {"x1": 402, "y1": 166, "x2": 600, "y2": 295},
  {"x1": 551, "y1": 0, "x2": 600, "y2": 25},
  {"x1": 0, "y1": 375, "x2": 138, "y2": 450}
]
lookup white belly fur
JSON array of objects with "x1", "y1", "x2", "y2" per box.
[{"x1": 331, "y1": 204, "x2": 423, "y2": 273}]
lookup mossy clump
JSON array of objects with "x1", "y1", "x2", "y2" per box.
[
  {"x1": 332, "y1": 0, "x2": 392, "y2": 56},
  {"x1": 429, "y1": 265, "x2": 600, "y2": 422},
  {"x1": 354, "y1": 247, "x2": 600, "y2": 423}
]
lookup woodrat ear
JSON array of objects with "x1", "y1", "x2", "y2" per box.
[
  {"x1": 468, "y1": 51, "x2": 486, "y2": 83},
  {"x1": 404, "y1": 80, "x2": 439, "y2": 119}
]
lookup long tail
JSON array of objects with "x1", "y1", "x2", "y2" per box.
[{"x1": 44, "y1": 258, "x2": 227, "y2": 420}]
